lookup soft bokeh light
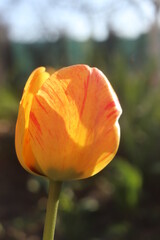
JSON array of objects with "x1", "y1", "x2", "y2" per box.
[
  {"x1": 0, "y1": 0, "x2": 156, "y2": 42},
  {"x1": 110, "y1": 0, "x2": 155, "y2": 38}
]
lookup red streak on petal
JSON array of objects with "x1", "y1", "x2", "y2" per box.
[
  {"x1": 42, "y1": 83, "x2": 64, "y2": 106},
  {"x1": 35, "y1": 96, "x2": 48, "y2": 114},
  {"x1": 35, "y1": 135, "x2": 44, "y2": 149},
  {"x1": 104, "y1": 101, "x2": 116, "y2": 111},
  {"x1": 107, "y1": 110, "x2": 118, "y2": 119},
  {"x1": 29, "y1": 129, "x2": 44, "y2": 150},
  {"x1": 30, "y1": 111, "x2": 42, "y2": 134},
  {"x1": 28, "y1": 129, "x2": 34, "y2": 141},
  {"x1": 80, "y1": 75, "x2": 90, "y2": 117}
]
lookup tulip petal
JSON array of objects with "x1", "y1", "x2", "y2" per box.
[
  {"x1": 15, "y1": 67, "x2": 50, "y2": 175},
  {"x1": 28, "y1": 65, "x2": 122, "y2": 180}
]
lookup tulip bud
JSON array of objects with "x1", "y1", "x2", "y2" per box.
[{"x1": 15, "y1": 65, "x2": 122, "y2": 181}]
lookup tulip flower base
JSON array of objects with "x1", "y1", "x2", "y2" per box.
[{"x1": 43, "y1": 180, "x2": 62, "y2": 240}]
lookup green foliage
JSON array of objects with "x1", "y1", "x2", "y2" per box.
[
  {"x1": 0, "y1": 87, "x2": 18, "y2": 120},
  {"x1": 111, "y1": 158, "x2": 142, "y2": 207},
  {"x1": 110, "y1": 56, "x2": 160, "y2": 175},
  {"x1": 106, "y1": 221, "x2": 131, "y2": 240}
]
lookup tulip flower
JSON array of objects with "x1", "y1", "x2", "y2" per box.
[{"x1": 15, "y1": 64, "x2": 122, "y2": 240}]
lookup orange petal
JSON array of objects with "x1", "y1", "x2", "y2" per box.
[
  {"x1": 15, "y1": 67, "x2": 50, "y2": 175},
  {"x1": 28, "y1": 65, "x2": 122, "y2": 180}
]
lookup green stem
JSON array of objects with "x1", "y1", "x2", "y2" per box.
[{"x1": 43, "y1": 180, "x2": 62, "y2": 240}]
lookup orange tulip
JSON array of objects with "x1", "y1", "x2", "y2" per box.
[{"x1": 15, "y1": 65, "x2": 122, "y2": 181}]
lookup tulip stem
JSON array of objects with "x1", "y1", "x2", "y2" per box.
[{"x1": 43, "y1": 180, "x2": 62, "y2": 240}]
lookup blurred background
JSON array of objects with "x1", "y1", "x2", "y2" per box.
[{"x1": 0, "y1": 0, "x2": 160, "y2": 239}]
